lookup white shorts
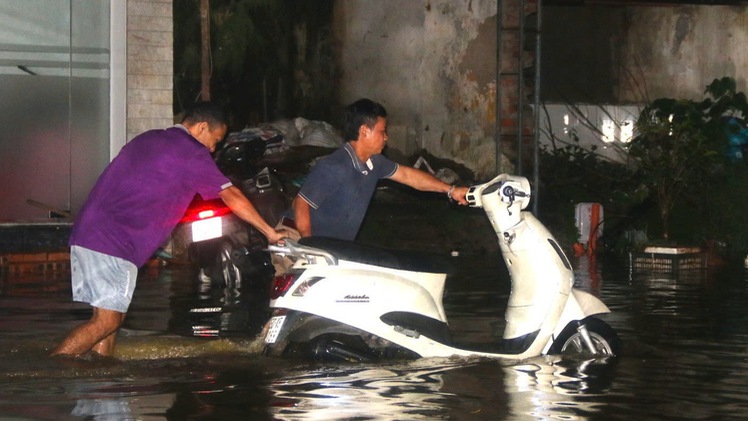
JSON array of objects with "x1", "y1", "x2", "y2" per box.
[{"x1": 70, "y1": 245, "x2": 138, "y2": 313}]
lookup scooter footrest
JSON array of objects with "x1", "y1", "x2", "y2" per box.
[{"x1": 381, "y1": 311, "x2": 452, "y2": 345}]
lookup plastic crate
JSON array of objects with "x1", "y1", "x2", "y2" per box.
[{"x1": 629, "y1": 247, "x2": 706, "y2": 274}]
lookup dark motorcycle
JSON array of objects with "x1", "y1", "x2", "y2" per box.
[{"x1": 174, "y1": 128, "x2": 290, "y2": 289}]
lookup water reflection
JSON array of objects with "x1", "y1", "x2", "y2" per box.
[
  {"x1": 265, "y1": 355, "x2": 620, "y2": 420},
  {"x1": 72, "y1": 397, "x2": 133, "y2": 420},
  {"x1": 268, "y1": 359, "x2": 462, "y2": 420},
  {"x1": 504, "y1": 356, "x2": 618, "y2": 420}
]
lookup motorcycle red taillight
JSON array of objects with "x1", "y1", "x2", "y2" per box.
[
  {"x1": 270, "y1": 273, "x2": 297, "y2": 300},
  {"x1": 179, "y1": 198, "x2": 232, "y2": 223}
]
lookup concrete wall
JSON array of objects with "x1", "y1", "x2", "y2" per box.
[
  {"x1": 544, "y1": 5, "x2": 748, "y2": 104},
  {"x1": 126, "y1": 0, "x2": 174, "y2": 141},
  {"x1": 618, "y1": 5, "x2": 748, "y2": 102},
  {"x1": 333, "y1": 0, "x2": 526, "y2": 179}
]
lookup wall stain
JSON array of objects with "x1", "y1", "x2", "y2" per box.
[{"x1": 672, "y1": 10, "x2": 693, "y2": 55}]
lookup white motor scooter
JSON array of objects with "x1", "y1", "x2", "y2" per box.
[{"x1": 263, "y1": 174, "x2": 621, "y2": 361}]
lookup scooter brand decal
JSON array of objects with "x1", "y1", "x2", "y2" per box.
[{"x1": 337, "y1": 294, "x2": 370, "y2": 303}]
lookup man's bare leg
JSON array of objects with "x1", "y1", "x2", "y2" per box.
[
  {"x1": 91, "y1": 326, "x2": 123, "y2": 357},
  {"x1": 51, "y1": 307, "x2": 125, "y2": 357}
]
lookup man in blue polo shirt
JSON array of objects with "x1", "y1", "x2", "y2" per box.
[
  {"x1": 52, "y1": 102, "x2": 285, "y2": 358},
  {"x1": 290, "y1": 98, "x2": 469, "y2": 240}
]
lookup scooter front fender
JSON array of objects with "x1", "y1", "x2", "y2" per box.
[
  {"x1": 542, "y1": 288, "x2": 610, "y2": 354},
  {"x1": 571, "y1": 289, "x2": 610, "y2": 316}
]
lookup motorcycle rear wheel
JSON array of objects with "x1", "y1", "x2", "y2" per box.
[
  {"x1": 218, "y1": 246, "x2": 242, "y2": 289},
  {"x1": 549, "y1": 317, "x2": 621, "y2": 357}
]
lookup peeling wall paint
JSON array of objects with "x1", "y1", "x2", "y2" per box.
[
  {"x1": 334, "y1": 0, "x2": 512, "y2": 179},
  {"x1": 619, "y1": 6, "x2": 748, "y2": 102}
]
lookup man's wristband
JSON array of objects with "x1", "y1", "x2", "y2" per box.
[{"x1": 447, "y1": 185, "x2": 456, "y2": 200}]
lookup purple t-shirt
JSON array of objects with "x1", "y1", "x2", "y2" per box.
[
  {"x1": 298, "y1": 143, "x2": 398, "y2": 240},
  {"x1": 69, "y1": 126, "x2": 230, "y2": 266}
]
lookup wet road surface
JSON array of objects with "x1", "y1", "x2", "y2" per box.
[{"x1": 1, "y1": 254, "x2": 747, "y2": 420}]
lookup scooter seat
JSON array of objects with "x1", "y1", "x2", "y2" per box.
[{"x1": 299, "y1": 236, "x2": 454, "y2": 274}]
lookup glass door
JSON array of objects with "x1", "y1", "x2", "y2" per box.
[{"x1": 0, "y1": 0, "x2": 110, "y2": 221}]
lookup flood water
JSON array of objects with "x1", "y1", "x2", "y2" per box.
[{"x1": 2, "y1": 252, "x2": 748, "y2": 420}]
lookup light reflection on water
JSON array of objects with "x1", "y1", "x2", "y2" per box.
[
  {"x1": 268, "y1": 360, "x2": 460, "y2": 420},
  {"x1": 2, "y1": 255, "x2": 748, "y2": 419}
]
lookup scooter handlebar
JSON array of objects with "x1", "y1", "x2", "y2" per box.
[
  {"x1": 466, "y1": 174, "x2": 531, "y2": 209},
  {"x1": 465, "y1": 185, "x2": 483, "y2": 208},
  {"x1": 267, "y1": 238, "x2": 338, "y2": 265}
]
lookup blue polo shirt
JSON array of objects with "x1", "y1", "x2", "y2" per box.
[{"x1": 298, "y1": 143, "x2": 398, "y2": 240}]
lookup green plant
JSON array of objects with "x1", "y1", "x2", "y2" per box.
[
  {"x1": 629, "y1": 77, "x2": 748, "y2": 242},
  {"x1": 535, "y1": 78, "x2": 748, "y2": 254}
]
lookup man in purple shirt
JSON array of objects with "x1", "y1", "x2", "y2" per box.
[{"x1": 52, "y1": 102, "x2": 285, "y2": 358}]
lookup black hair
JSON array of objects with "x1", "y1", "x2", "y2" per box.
[
  {"x1": 181, "y1": 101, "x2": 227, "y2": 129},
  {"x1": 342, "y1": 98, "x2": 387, "y2": 141}
]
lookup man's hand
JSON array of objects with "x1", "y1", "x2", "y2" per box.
[
  {"x1": 267, "y1": 228, "x2": 288, "y2": 245},
  {"x1": 450, "y1": 186, "x2": 469, "y2": 205},
  {"x1": 220, "y1": 186, "x2": 282, "y2": 243}
]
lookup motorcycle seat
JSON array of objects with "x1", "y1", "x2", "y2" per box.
[{"x1": 299, "y1": 236, "x2": 454, "y2": 274}]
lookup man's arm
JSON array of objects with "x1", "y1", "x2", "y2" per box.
[
  {"x1": 220, "y1": 186, "x2": 286, "y2": 243},
  {"x1": 292, "y1": 194, "x2": 313, "y2": 237},
  {"x1": 389, "y1": 166, "x2": 469, "y2": 205}
]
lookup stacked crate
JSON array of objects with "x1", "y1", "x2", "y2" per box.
[{"x1": 629, "y1": 246, "x2": 707, "y2": 275}]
